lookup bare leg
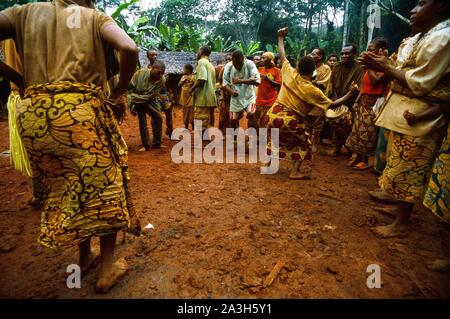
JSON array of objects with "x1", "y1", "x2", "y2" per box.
[
  {"x1": 289, "y1": 160, "x2": 311, "y2": 180},
  {"x1": 78, "y1": 238, "x2": 99, "y2": 275},
  {"x1": 373, "y1": 206, "x2": 398, "y2": 219},
  {"x1": 373, "y1": 202, "x2": 413, "y2": 238},
  {"x1": 96, "y1": 233, "x2": 128, "y2": 293},
  {"x1": 311, "y1": 132, "x2": 320, "y2": 153}
]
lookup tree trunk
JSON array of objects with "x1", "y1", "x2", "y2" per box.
[
  {"x1": 305, "y1": 17, "x2": 310, "y2": 35},
  {"x1": 359, "y1": 0, "x2": 368, "y2": 50},
  {"x1": 342, "y1": 0, "x2": 350, "y2": 47},
  {"x1": 307, "y1": 0, "x2": 314, "y2": 36},
  {"x1": 318, "y1": 10, "x2": 322, "y2": 36}
]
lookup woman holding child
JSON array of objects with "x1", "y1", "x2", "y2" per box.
[{"x1": 358, "y1": 0, "x2": 449, "y2": 239}]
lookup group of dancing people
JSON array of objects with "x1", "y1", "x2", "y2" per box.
[{"x1": 0, "y1": 0, "x2": 448, "y2": 294}]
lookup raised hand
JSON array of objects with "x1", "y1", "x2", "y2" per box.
[
  {"x1": 358, "y1": 51, "x2": 389, "y2": 72},
  {"x1": 278, "y1": 27, "x2": 289, "y2": 37}
]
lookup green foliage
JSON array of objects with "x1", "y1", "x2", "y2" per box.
[
  {"x1": 206, "y1": 35, "x2": 237, "y2": 53},
  {"x1": 265, "y1": 44, "x2": 278, "y2": 54},
  {"x1": 233, "y1": 41, "x2": 263, "y2": 56},
  {"x1": 2, "y1": 0, "x2": 412, "y2": 58},
  {"x1": 111, "y1": 0, "x2": 138, "y2": 20},
  {"x1": 0, "y1": 0, "x2": 43, "y2": 11}
]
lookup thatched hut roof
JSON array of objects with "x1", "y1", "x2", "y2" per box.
[{"x1": 138, "y1": 50, "x2": 228, "y2": 75}]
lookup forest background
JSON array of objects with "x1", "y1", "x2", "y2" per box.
[{"x1": 1, "y1": 0, "x2": 415, "y2": 60}]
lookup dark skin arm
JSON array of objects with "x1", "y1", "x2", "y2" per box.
[
  {"x1": 232, "y1": 78, "x2": 259, "y2": 86},
  {"x1": 331, "y1": 81, "x2": 360, "y2": 107},
  {"x1": 367, "y1": 70, "x2": 386, "y2": 85},
  {"x1": 261, "y1": 74, "x2": 281, "y2": 88},
  {"x1": 277, "y1": 27, "x2": 288, "y2": 65},
  {"x1": 0, "y1": 13, "x2": 14, "y2": 40},
  {"x1": 224, "y1": 84, "x2": 238, "y2": 97},
  {"x1": 100, "y1": 24, "x2": 139, "y2": 99},
  {"x1": 0, "y1": 14, "x2": 24, "y2": 92},
  {"x1": 0, "y1": 62, "x2": 24, "y2": 91},
  {"x1": 329, "y1": 84, "x2": 359, "y2": 109},
  {"x1": 189, "y1": 79, "x2": 205, "y2": 95},
  {"x1": 403, "y1": 105, "x2": 445, "y2": 126},
  {"x1": 178, "y1": 75, "x2": 189, "y2": 88},
  {"x1": 358, "y1": 52, "x2": 407, "y2": 87}
]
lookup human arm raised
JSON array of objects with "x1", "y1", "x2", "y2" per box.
[{"x1": 277, "y1": 27, "x2": 289, "y2": 65}]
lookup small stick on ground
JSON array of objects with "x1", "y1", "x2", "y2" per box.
[{"x1": 263, "y1": 260, "x2": 286, "y2": 288}]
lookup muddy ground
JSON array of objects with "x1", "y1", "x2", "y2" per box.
[{"x1": 0, "y1": 107, "x2": 449, "y2": 299}]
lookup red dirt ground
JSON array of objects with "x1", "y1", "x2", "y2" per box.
[{"x1": 0, "y1": 107, "x2": 449, "y2": 299}]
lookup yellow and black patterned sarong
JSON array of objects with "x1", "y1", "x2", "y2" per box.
[
  {"x1": 379, "y1": 128, "x2": 445, "y2": 204},
  {"x1": 18, "y1": 81, "x2": 139, "y2": 249}
]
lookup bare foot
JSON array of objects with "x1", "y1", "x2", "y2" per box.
[
  {"x1": 289, "y1": 172, "x2": 311, "y2": 180},
  {"x1": 426, "y1": 259, "x2": 450, "y2": 272},
  {"x1": 372, "y1": 223, "x2": 408, "y2": 238},
  {"x1": 80, "y1": 249, "x2": 100, "y2": 276},
  {"x1": 96, "y1": 259, "x2": 128, "y2": 294}
]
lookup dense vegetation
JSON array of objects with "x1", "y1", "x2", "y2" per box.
[{"x1": 1, "y1": 0, "x2": 416, "y2": 58}]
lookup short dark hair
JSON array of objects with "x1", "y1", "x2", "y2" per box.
[
  {"x1": 343, "y1": 43, "x2": 358, "y2": 54},
  {"x1": 232, "y1": 50, "x2": 244, "y2": 60},
  {"x1": 435, "y1": 0, "x2": 450, "y2": 18},
  {"x1": 371, "y1": 37, "x2": 388, "y2": 50},
  {"x1": 184, "y1": 64, "x2": 193, "y2": 72},
  {"x1": 200, "y1": 45, "x2": 212, "y2": 56},
  {"x1": 328, "y1": 54, "x2": 339, "y2": 60},
  {"x1": 314, "y1": 48, "x2": 326, "y2": 60},
  {"x1": 152, "y1": 60, "x2": 166, "y2": 70},
  {"x1": 298, "y1": 56, "x2": 316, "y2": 76},
  {"x1": 147, "y1": 49, "x2": 157, "y2": 54}
]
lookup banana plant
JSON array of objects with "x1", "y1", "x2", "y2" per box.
[
  {"x1": 265, "y1": 44, "x2": 279, "y2": 54},
  {"x1": 158, "y1": 23, "x2": 184, "y2": 51},
  {"x1": 110, "y1": 0, "x2": 139, "y2": 30},
  {"x1": 178, "y1": 26, "x2": 206, "y2": 52},
  {"x1": 127, "y1": 16, "x2": 161, "y2": 48},
  {"x1": 285, "y1": 36, "x2": 301, "y2": 56},
  {"x1": 233, "y1": 40, "x2": 263, "y2": 56},
  {"x1": 207, "y1": 35, "x2": 237, "y2": 53}
]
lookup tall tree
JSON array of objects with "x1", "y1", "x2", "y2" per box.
[{"x1": 342, "y1": 0, "x2": 350, "y2": 47}]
